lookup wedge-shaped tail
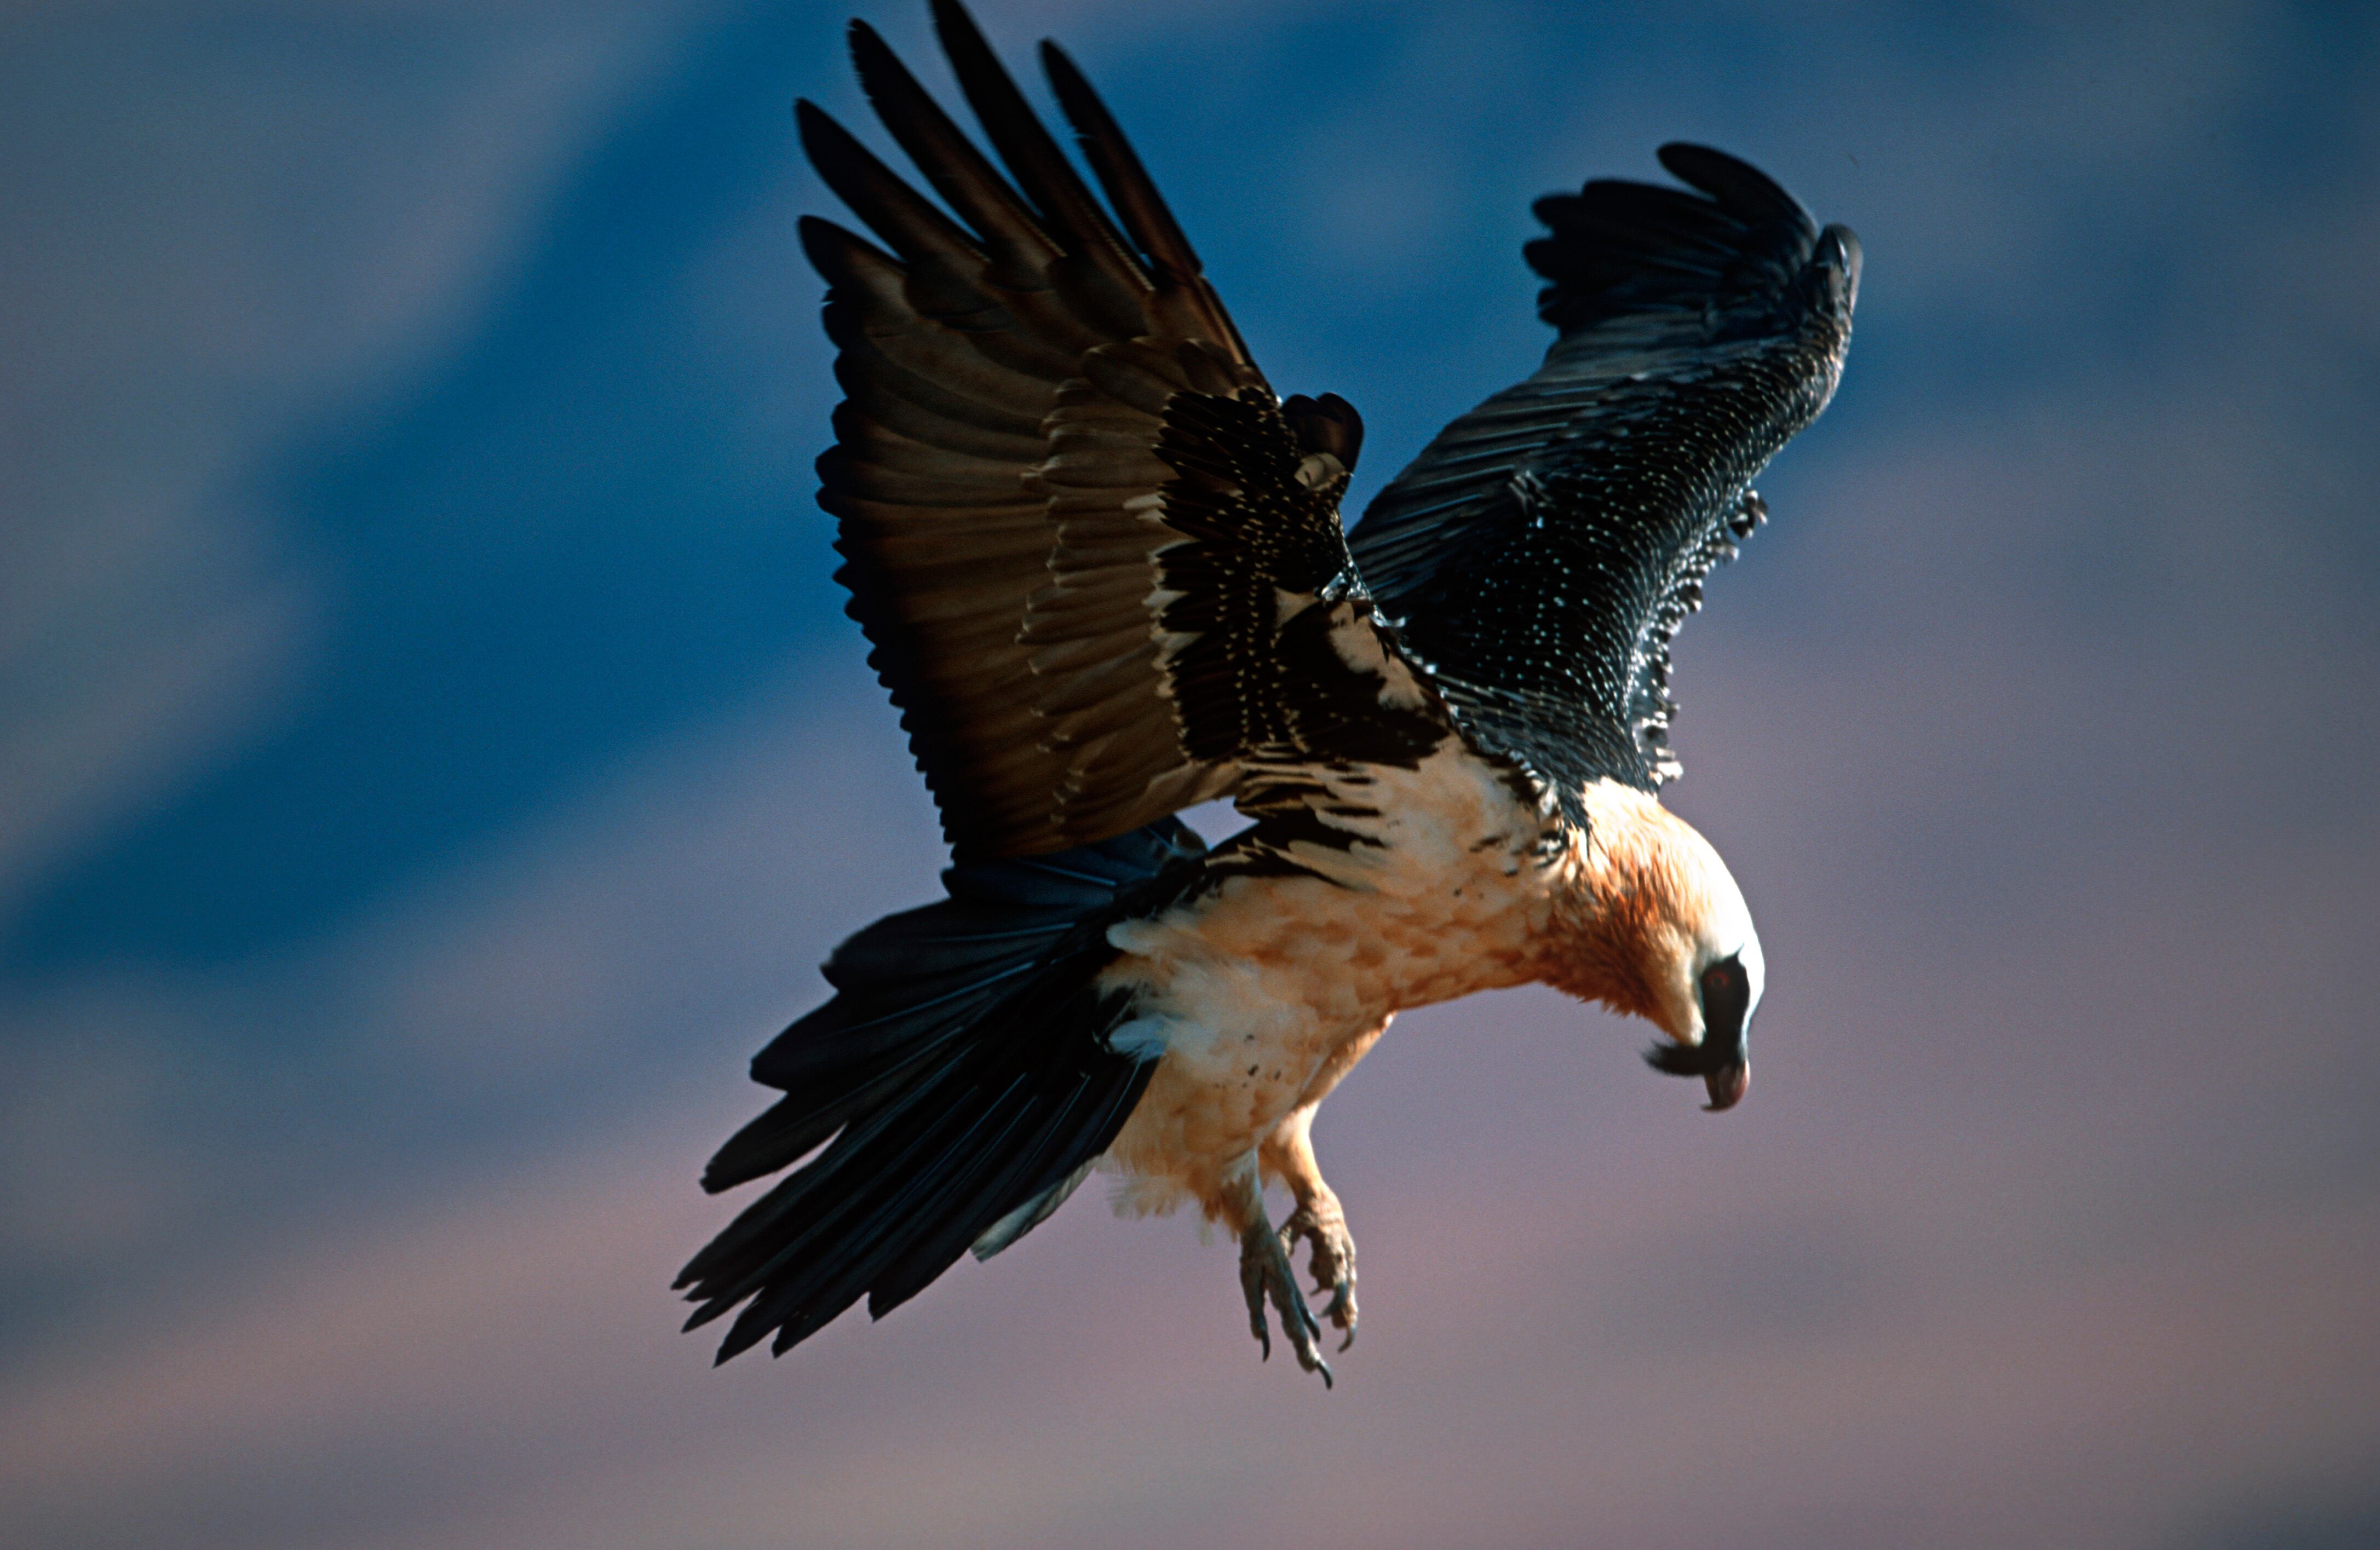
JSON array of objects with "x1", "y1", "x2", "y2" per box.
[{"x1": 677, "y1": 820, "x2": 1204, "y2": 1361}]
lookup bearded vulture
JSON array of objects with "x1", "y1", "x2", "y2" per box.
[{"x1": 677, "y1": 0, "x2": 1859, "y2": 1384}]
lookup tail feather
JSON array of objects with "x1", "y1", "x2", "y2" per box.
[
  {"x1": 678, "y1": 819, "x2": 1203, "y2": 1362},
  {"x1": 968, "y1": 1157, "x2": 1096, "y2": 1263}
]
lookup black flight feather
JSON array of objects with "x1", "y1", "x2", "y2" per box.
[
  {"x1": 677, "y1": 820, "x2": 1206, "y2": 1363},
  {"x1": 927, "y1": 0, "x2": 1148, "y2": 300},
  {"x1": 1349, "y1": 143, "x2": 1859, "y2": 812}
]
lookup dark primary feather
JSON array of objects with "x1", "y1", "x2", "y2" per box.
[
  {"x1": 1348, "y1": 143, "x2": 1859, "y2": 812},
  {"x1": 804, "y1": 1, "x2": 1434, "y2": 862},
  {"x1": 677, "y1": 820, "x2": 1206, "y2": 1362}
]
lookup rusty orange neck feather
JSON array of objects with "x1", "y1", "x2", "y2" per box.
[{"x1": 1538, "y1": 782, "x2": 1711, "y2": 1025}]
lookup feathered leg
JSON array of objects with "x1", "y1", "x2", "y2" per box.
[
  {"x1": 1260, "y1": 1106, "x2": 1358, "y2": 1347},
  {"x1": 1256, "y1": 1013, "x2": 1387, "y2": 1355}
]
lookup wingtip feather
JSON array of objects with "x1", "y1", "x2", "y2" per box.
[{"x1": 1655, "y1": 142, "x2": 1808, "y2": 225}]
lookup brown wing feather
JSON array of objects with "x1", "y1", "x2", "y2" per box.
[{"x1": 806, "y1": 5, "x2": 1432, "y2": 860}]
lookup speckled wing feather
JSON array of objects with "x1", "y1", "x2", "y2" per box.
[
  {"x1": 808, "y1": 0, "x2": 1421, "y2": 859},
  {"x1": 1347, "y1": 145, "x2": 1860, "y2": 815}
]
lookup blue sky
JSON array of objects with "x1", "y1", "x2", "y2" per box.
[{"x1": 2, "y1": 3, "x2": 2376, "y2": 1547}]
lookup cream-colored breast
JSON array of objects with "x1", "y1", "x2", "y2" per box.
[{"x1": 1099, "y1": 742, "x2": 1556, "y2": 1214}]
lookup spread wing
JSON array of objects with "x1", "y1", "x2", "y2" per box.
[
  {"x1": 1347, "y1": 145, "x2": 1860, "y2": 815},
  {"x1": 806, "y1": 0, "x2": 1430, "y2": 860}
]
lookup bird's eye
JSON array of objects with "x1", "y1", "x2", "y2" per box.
[{"x1": 1698, "y1": 954, "x2": 1751, "y2": 1046}]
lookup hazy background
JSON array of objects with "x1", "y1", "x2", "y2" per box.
[{"x1": 4, "y1": 2, "x2": 2376, "y2": 1547}]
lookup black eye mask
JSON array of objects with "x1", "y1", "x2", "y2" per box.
[{"x1": 1642, "y1": 953, "x2": 1749, "y2": 1080}]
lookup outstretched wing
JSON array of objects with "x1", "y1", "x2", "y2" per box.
[
  {"x1": 807, "y1": 0, "x2": 1424, "y2": 860},
  {"x1": 1347, "y1": 145, "x2": 1860, "y2": 814}
]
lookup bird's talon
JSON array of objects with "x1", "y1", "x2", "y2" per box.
[
  {"x1": 1280, "y1": 1200, "x2": 1359, "y2": 1348},
  {"x1": 1240, "y1": 1209, "x2": 1333, "y2": 1386}
]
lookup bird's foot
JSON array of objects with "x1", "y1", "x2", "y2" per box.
[
  {"x1": 1280, "y1": 1197, "x2": 1358, "y2": 1349},
  {"x1": 1239, "y1": 1211, "x2": 1333, "y2": 1387}
]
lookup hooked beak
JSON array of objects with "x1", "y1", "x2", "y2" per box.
[
  {"x1": 1701, "y1": 1059, "x2": 1749, "y2": 1113},
  {"x1": 1642, "y1": 1040, "x2": 1750, "y2": 1114},
  {"x1": 1657, "y1": 949, "x2": 1756, "y2": 1114}
]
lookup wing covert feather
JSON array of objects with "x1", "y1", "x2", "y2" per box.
[{"x1": 1349, "y1": 143, "x2": 1859, "y2": 812}]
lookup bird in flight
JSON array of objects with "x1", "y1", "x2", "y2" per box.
[{"x1": 677, "y1": 0, "x2": 1859, "y2": 1385}]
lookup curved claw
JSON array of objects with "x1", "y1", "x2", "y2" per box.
[
  {"x1": 1281, "y1": 1202, "x2": 1360, "y2": 1350},
  {"x1": 1240, "y1": 1213, "x2": 1334, "y2": 1387},
  {"x1": 1313, "y1": 1271, "x2": 1358, "y2": 1351},
  {"x1": 1323, "y1": 1284, "x2": 1357, "y2": 1351},
  {"x1": 1238, "y1": 1249, "x2": 1272, "y2": 1362}
]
